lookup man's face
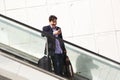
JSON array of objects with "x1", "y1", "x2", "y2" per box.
[{"x1": 49, "y1": 19, "x2": 57, "y2": 28}]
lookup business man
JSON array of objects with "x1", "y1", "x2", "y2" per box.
[{"x1": 42, "y1": 15, "x2": 66, "y2": 76}]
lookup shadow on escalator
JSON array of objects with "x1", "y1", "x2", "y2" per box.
[{"x1": 76, "y1": 54, "x2": 99, "y2": 80}]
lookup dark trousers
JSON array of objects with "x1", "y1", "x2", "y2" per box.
[{"x1": 51, "y1": 54, "x2": 64, "y2": 76}]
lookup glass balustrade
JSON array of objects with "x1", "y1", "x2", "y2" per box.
[
  {"x1": 0, "y1": 16, "x2": 46, "y2": 58},
  {"x1": 0, "y1": 14, "x2": 120, "y2": 80},
  {"x1": 64, "y1": 43, "x2": 120, "y2": 80}
]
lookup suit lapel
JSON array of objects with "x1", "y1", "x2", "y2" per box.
[{"x1": 48, "y1": 25, "x2": 53, "y2": 32}]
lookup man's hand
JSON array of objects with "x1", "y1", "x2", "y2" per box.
[{"x1": 53, "y1": 29, "x2": 61, "y2": 35}]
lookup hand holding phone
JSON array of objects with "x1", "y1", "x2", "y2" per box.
[{"x1": 53, "y1": 29, "x2": 61, "y2": 35}]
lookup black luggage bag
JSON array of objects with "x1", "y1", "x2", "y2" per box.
[
  {"x1": 63, "y1": 55, "x2": 74, "y2": 78},
  {"x1": 38, "y1": 56, "x2": 52, "y2": 72}
]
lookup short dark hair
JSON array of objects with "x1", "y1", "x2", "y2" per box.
[{"x1": 49, "y1": 15, "x2": 57, "y2": 22}]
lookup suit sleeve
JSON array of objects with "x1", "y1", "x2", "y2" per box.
[{"x1": 42, "y1": 26, "x2": 52, "y2": 37}]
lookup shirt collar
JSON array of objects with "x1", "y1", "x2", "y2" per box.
[{"x1": 50, "y1": 25, "x2": 56, "y2": 29}]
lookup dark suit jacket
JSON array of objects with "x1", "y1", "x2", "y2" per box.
[{"x1": 42, "y1": 25, "x2": 66, "y2": 56}]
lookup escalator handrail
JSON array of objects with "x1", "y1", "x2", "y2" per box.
[{"x1": 0, "y1": 13, "x2": 120, "y2": 66}]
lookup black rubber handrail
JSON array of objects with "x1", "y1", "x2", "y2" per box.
[
  {"x1": 0, "y1": 48, "x2": 37, "y2": 66},
  {"x1": 0, "y1": 13, "x2": 120, "y2": 65}
]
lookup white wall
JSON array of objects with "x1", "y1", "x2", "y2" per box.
[{"x1": 0, "y1": 0, "x2": 120, "y2": 62}]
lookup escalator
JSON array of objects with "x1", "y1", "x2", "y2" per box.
[
  {"x1": 0, "y1": 14, "x2": 120, "y2": 80},
  {"x1": 0, "y1": 44, "x2": 67, "y2": 80}
]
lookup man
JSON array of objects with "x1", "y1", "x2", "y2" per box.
[{"x1": 42, "y1": 15, "x2": 66, "y2": 76}]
